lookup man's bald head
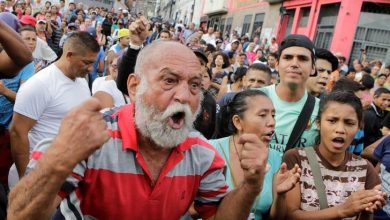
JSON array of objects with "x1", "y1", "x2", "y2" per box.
[{"x1": 134, "y1": 40, "x2": 200, "y2": 79}]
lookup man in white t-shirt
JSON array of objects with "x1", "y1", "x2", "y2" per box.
[
  {"x1": 9, "y1": 32, "x2": 100, "y2": 182},
  {"x1": 201, "y1": 27, "x2": 216, "y2": 47}
]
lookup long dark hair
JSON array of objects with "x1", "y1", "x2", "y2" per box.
[{"x1": 213, "y1": 90, "x2": 268, "y2": 139}]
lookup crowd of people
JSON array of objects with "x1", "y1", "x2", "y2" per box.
[{"x1": 1, "y1": 0, "x2": 390, "y2": 219}]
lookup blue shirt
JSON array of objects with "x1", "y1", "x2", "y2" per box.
[
  {"x1": 0, "y1": 62, "x2": 34, "y2": 127},
  {"x1": 347, "y1": 129, "x2": 364, "y2": 155},
  {"x1": 90, "y1": 48, "x2": 105, "y2": 82},
  {"x1": 374, "y1": 135, "x2": 390, "y2": 172},
  {"x1": 209, "y1": 136, "x2": 281, "y2": 220}
]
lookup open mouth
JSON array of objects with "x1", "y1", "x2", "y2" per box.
[
  {"x1": 331, "y1": 137, "x2": 345, "y2": 149},
  {"x1": 317, "y1": 81, "x2": 327, "y2": 88},
  {"x1": 167, "y1": 111, "x2": 185, "y2": 129},
  {"x1": 262, "y1": 131, "x2": 275, "y2": 143}
]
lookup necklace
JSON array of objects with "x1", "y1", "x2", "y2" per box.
[{"x1": 232, "y1": 135, "x2": 241, "y2": 160}]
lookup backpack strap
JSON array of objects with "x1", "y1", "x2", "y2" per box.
[
  {"x1": 304, "y1": 147, "x2": 329, "y2": 210},
  {"x1": 285, "y1": 94, "x2": 315, "y2": 152}
]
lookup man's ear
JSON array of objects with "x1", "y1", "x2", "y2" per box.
[{"x1": 127, "y1": 73, "x2": 139, "y2": 103}]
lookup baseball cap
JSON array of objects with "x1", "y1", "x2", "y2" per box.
[
  {"x1": 19, "y1": 15, "x2": 36, "y2": 26},
  {"x1": 117, "y1": 28, "x2": 129, "y2": 39},
  {"x1": 231, "y1": 39, "x2": 240, "y2": 44},
  {"x1": 67, "y1": 22, "x2": 78, "y2": 29},
  {"x1": 37, "y1": 19, "x2": 46, "y2": 24},
  {"x1": 192, "y1": 48, "x2": 208, "y2": 64},
  {"x1": 86, "y1": 27, "x2": 96, "y2": 38},
  {"x1": 216, "y1": 39, "x2": 223, "y2": 44},
  {"x1": 123, "y1": 9, "x2": 128, "y2": 14},
  {"x1": 278, "y1": 34, "x2": 315, "y2": 60}
]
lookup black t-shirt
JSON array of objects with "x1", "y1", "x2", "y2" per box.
[
  {"x1": 363, "y1": 104, "x2": 387, "y2": 147},
  {"x1": 193, "y1": 90, "x2": 216, "y2": 139}
]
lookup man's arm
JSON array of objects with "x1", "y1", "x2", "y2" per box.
[
  {"x1": 0, "y1": 80, "x2": 17, "y2": 102},
  {"x1": 0, "y1": 77, "x2": 30, "y2": 102},
  {"x1": 117, "y1": 16, "x2": 149, "y2": 96},
  {"x1": 93, "y1": 91, "x2": 114, "y2": 109},
  {"x1": 10, "y1": 113, "x2": 37, "y2": 177},
  {"x1": 0, "y1": 20, "x2": 33, "y2": 78},
  {"x1": 362, "y1": 136, "x2": 388, "y2": 162},
  {"x1": 8, "y1": 98, "x2": 110, "y2": 219}
]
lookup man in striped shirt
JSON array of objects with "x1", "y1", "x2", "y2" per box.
[{"x1": 8, "y1": 19, "x2": 270, "y2": 220}]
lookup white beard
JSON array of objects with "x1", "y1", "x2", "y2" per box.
[{"x1": 134, "y1": 83, "x2": 202, "y2": 149}]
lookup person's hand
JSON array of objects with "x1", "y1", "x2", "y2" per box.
[
  {"x1": 52, "y1": 98, "x2": 110, "y2": 167},
  {"x1": 238, "y1": 133, "x2": 269, "y2": 193},
  {"x1": 274, "y1": 163, "x2": 301, "y2": 195},
  {"x1": 128, "y1": 16, "x2": 150, "y2": 45},
  {"x1": 0, "y1": 80, "x2": 6, "y2": 94},
  {"x1": 339, "y1": 187, "x2": 387, "y2": 218},
  {"x1": 34, "y1": 61, "x2": 43, "y2": 72},
  {"x1": 364, "y1": 185, "x2": 387, "y2": 213}
]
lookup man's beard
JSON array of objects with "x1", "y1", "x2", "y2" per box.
[
  {"x1": 134, "y1": 85, "x2": 202, "y2": 149},
  {"x1": 286, "y1": 82, "x2": 299, "y2": 91}
]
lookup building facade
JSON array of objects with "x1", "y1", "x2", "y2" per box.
[
  {"x1": 275, "y1": 0, "x2": 390, "y2": 65},
  {"x1": 71, "y1": 0, "x2": 114, "y2": 9},
  {"x1": 199, "y1": 0, "x2": 281, "y2": 42},
  {"x1": 133, "y1": 0, "x2": 157, "y2": 17}
]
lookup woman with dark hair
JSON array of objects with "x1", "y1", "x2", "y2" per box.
[
  {"x1": 284, "y1": 90, "x2": 386, "y2": 219},
  {"x1": 210, "y1": 90, "x2": 301, "y2": 220},
  {"x1": 50, "y1": 5, "x2": 61, "y2": 26},
  {"x1": 206, "y1": 52, "x2": 230, "y2": 99}
]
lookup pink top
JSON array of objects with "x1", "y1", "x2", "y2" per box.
[{"x1": 246, "y1": 51, "x2": 256, "y2": 63}]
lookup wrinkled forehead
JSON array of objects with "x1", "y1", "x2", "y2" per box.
[{"x1": 143, "y1": 46, "x2": 201, "y2": 79}]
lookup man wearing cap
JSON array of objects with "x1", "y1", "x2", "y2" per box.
[
  {"x1": 306, "y1": 48, "x2": 339, "y2": 99},
  {"x1": 19, "y1": 15, "x2": 58, "y2": 64},
  {"x1": 256, "y1": 34, "x2": 320, "y2": 158},
  {"x1": 223, "y1": 39, "x2": 240, "y2": 57},
  {"x1": 107, "y1": 28, "x2": 129, "y2": 64},
  {"x1": 122, "y1": 9, "x2": 129, "y2": 27},
  {"x1": 59, "y1": 22, "x2": 78, "y2": 48},
  {"x1": 35, "y1": 19, "x2": 48, "y2": 43}
]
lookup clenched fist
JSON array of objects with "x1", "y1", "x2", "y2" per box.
[
  {"x1": 129, "y1": 16, "x2": 150, "y2": 45},
  {"x1": 52, "y1": 98, "x2": 110, "y2": 168},
  {"x1": 238, "y1": 133, "x2": 269, "y2": 193}
]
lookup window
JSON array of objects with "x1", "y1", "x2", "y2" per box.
[
  {"x1": 299, "y1": 7, "x2": 310, "y2": 27},
  {"x1": 241, "y1": 14, "x2": 252, "y2": 36},
  {"x1": 220, "y1": 18, "x2": 226, "y2": 34},
  {"x1": 251, "y1": 13, "x2": 264, "y2": 39},
  {"x1": 225, "y1": 17, "x2": 233, "y2": 37},
  {"x1": 314, "y1": 3, "x2": 340, "y2": 49},
  {"x1": 283, "y1": 9, "x2": 295, "y2": 38}
]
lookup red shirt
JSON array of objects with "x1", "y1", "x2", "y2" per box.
[{"x1": 30, "y1": 104, "x2": 228, "y2": 219}]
